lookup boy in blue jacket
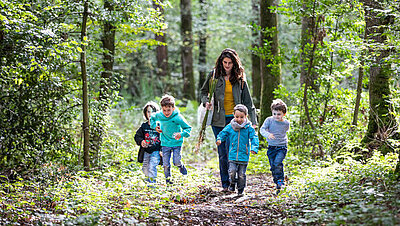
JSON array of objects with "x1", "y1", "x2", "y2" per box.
[
  {"x1": 216, "y1": 104, "x2": 259, "y2": 195},
  {"x1": 150, "y1": 94, "x2": 192, "y2": 184}
]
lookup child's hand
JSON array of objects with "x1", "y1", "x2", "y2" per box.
[
  {"x1": 216, "y1": 140, "x2": 221, "y2": 146},
  {"x1": 251, "y1": 150, "x2": 257, "y2": 155},
  {"x1": 268, "y1": 133, "x2": 275, "y2": 139},
  {"x1": 155, "y1": 126, "x2": 162, "y2": 133},
  {"x1": 159, "y1": 152, "x2": 163, "y2": 157},
  {"x1": 141, "y1": 140, "x2": 149, "y2": 148},
  {"x1": 174, "y1": 132, "x2": 181, "y2": 140}
]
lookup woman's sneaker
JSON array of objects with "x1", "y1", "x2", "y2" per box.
[{"x1": 228, "y1": 183, "x2": 235, "y2": 192}]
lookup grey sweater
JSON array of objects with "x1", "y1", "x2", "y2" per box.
[{"x1": 260, "y1": 116, "x2": 290, "y2": 146}]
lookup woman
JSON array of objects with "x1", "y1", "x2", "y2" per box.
[{"x1": 200, "y1": 48, "x2": 257, "y2": 191}]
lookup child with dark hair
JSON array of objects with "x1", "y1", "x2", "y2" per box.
[
  {"x1": 216, "y1": 104, "x2": 259, "y2": 196},
  {"x1": 134, "y1": 101, "x2": 162, "y2": 183},
  {"x1": 260, "y1": 99, "x2": 290, "y2": 194},
  {"x1": 150, "y1": 94, "x2": 192, "y2": 184}
]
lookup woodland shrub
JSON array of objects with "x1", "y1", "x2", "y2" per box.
[{"x1": 274, "y1": 85, "x2": 369, "y2": 159}]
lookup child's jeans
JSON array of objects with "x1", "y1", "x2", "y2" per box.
[
  {"x1": 267, "y1": 146, "x2": 287, "y2": 185},
  {"x1": 142, "y1": 151, "x2": 161, "y2": 183},
  {"x1": 228, "y1": 161, "x2": 248, "y2": 192},
  {"x1": 162, "y1": 146, "x2": 187, "y2": 179}
]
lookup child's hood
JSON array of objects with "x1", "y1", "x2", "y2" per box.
[
  {"x1": 230, "y1": 118, "x2": 251, "y2": 131},
  {"x1": 157, "y1": 108, "x2": 180, "y2": 121}
]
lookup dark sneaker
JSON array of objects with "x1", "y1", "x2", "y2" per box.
[
  {"x1": 228, "y1": 184, "x2": 235, "y2": 192},
  {"x1": 238, "y1": 188, "x2": 244, "y2": 196},
  {"x1": 179, "y1": 165, "x2": 188, "y2": 175},
  {"x1": 276, "y1": 188, "x2": 281, "y2": 195},
  {"x1": 166, "y1": 179, "x2": 173, "y2": 185}
]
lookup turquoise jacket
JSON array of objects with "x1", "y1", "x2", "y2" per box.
[
  {"x1": 150, "y1": 108, "x2": 191, "y2": 147},
  {"x1": 217, "y1": 121, "x2": 259, "y2": 162}
]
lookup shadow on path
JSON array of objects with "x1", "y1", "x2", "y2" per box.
[{"x1": 153, "y1": 174, "x2": 287, "y2": 225}]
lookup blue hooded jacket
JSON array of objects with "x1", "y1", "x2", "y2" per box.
[
  {"x1": 150, "y1": 108, "x2": 191, "y2": 147},
  {"x1": 217, "y1": 120, "x2": 259, "y2": 162}
]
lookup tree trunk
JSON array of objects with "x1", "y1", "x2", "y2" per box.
[
  {"x1": 251, "y1": 0, "x2": 261, "y2": 109},
  {"x1": 153, "y1": 0, "x2": 169, "y2": 78},
  {"x1": 81, "y1": 1, "x2": 90, "y2": 170},
  {"x1": 180, "y1": 0, "x2": 195, "y2": 100},
  {"x1": 352, "y1": 59, "x2": 364, "y2": 126},
  {"x1": 197, "y1": 0, "x2": 208, "y2": 102},
  {"x1": 300, "y1": 1, "x2": 319, "y2": 92},
  {"x1": 362, "y1": 0, "x2": 396, "y2": 146},
  {"x1": 259, "y1": 0, "x2": 281, "y2": 124},
  {"x1": 100, "y1": 0, "x2": 115, "y2": 103},
  {"x1": 90, "y1": 0, "x2": 116, "y2": 165}
]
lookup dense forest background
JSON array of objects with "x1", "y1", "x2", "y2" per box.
[{"x1": 1, "y1": 0, "x2": 399, "y2": 224}]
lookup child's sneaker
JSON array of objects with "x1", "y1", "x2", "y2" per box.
[
  {"x1": 276, "y1": 180, "x2": 284, "y2": 190},
  {"x1": 179, "y1": 165, "x2": 188, "y2": 175},
  {"x1": 238, "y1": 188, "x2": 244, "y2": 196},
  {"x1": 166, "y1": 179, "x2": 173, "y2": 185}
]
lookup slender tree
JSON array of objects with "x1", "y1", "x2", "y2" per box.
[
  {"x1": 100, "y1": 0, "x2": 116, "y2": 102},
  {"x1": 259, "y1": 0, "x2": 281, "y2": 124},
  {"x1": 180, "y1": 0, "x2": 195, "y2": 100},
  {"x1": 300, "y1": 1, "x2": 319, "y2": 92},
  {"x1": 251, "y1": 0, "x2": 261, "y2": 109},
  {"x1": 81, "y1": 1, "x2": 90, "y2": 170},
  {"x1": 197, "y1": 0, "x2": 208, "y2": 102},
  {"x1": 153, "y1": 0, "x2": 169, "y2": 78},
  {"x1": 361, "y1": 0, "x2": 397, "y2": 148}
]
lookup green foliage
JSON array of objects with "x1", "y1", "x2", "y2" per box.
[
  {"x1": 273, "y1": 84, "x2": 369, "y2": 158},
  {"x1": 281, "y1": 151, "x2": 400, "y2": 225},
  {"x1": 0, "y1": 0, "x2": 82, "y2": 172}
]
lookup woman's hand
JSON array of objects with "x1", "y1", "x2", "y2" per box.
[
  {"x1": 216, "y1": 140, "x2": 221, "y2": 146},
  {"x1": 205, "y1": 102, "x2": 213, "y2": 110}
]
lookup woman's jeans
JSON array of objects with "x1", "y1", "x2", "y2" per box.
[
  {"x1": 212, "y1": 116, "x2": 234, "y2": 189},
  {"x1": 142, "y1": 151, "x2": 161, "y2": 183},
  {"x1": 162, "y1": 146, "x2": 187, "y2": 179},
  {"x1": 228, "y1": 161, "x2": 248, "y2": 191},
  {"x1": 267, "y1": 146, "x2": 287, "y2": 185}
]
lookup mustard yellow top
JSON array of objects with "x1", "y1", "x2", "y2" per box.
[{"x1": 224, "y1": 78, "x2": 235, "y2": 116}]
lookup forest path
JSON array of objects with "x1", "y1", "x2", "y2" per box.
[{"x1": 156, "y1": 173, "x2": 288, "y2": 225}]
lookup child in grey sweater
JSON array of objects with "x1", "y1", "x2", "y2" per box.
[{"x1": 260, "y1": 99, "x2": 290, "y2": 194}]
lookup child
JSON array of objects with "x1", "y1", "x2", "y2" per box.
[
  {"x1": 216, "y1": 104, "x2": 259, "y2": 195},
  {"x1": 134, "y1": 101, "x2": 162, "y2": 183},
  {"x1": 150, "y1": 94, "x2": 191, "y2": 184},
  {"x1": 260, "y1": 99, "x2": 290, "y2": 194}
]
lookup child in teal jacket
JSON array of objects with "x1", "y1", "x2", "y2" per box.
[
  {"x1": 216, "y1": 104, "x2": 259, "y2": 195},
  {"x1": 150, "y1": 94, "x2": 192, "y2": 184}
]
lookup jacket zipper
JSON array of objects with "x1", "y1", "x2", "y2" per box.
[{"x1": 236, "y1": 130, "x2": 240, "y2": 160}]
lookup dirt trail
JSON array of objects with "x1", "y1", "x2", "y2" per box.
[{"x1": 154, "y1": 174, "x2": 287, "y2": 225}]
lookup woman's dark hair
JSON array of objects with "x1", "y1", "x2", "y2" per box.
[
  {"x1": 143, "y1": 101, "x2": 160, "y2": 120},
  {"x1": 214, "y1": 48, "x2": 245, "y2": 85}
]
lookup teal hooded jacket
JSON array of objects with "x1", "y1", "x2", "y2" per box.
[
  {"x1": 217, "y1": 120, "x2": 259, "y2": 162},
  {"x1": 150, "y1": 108, "x2": 191, "y2": 147}
]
